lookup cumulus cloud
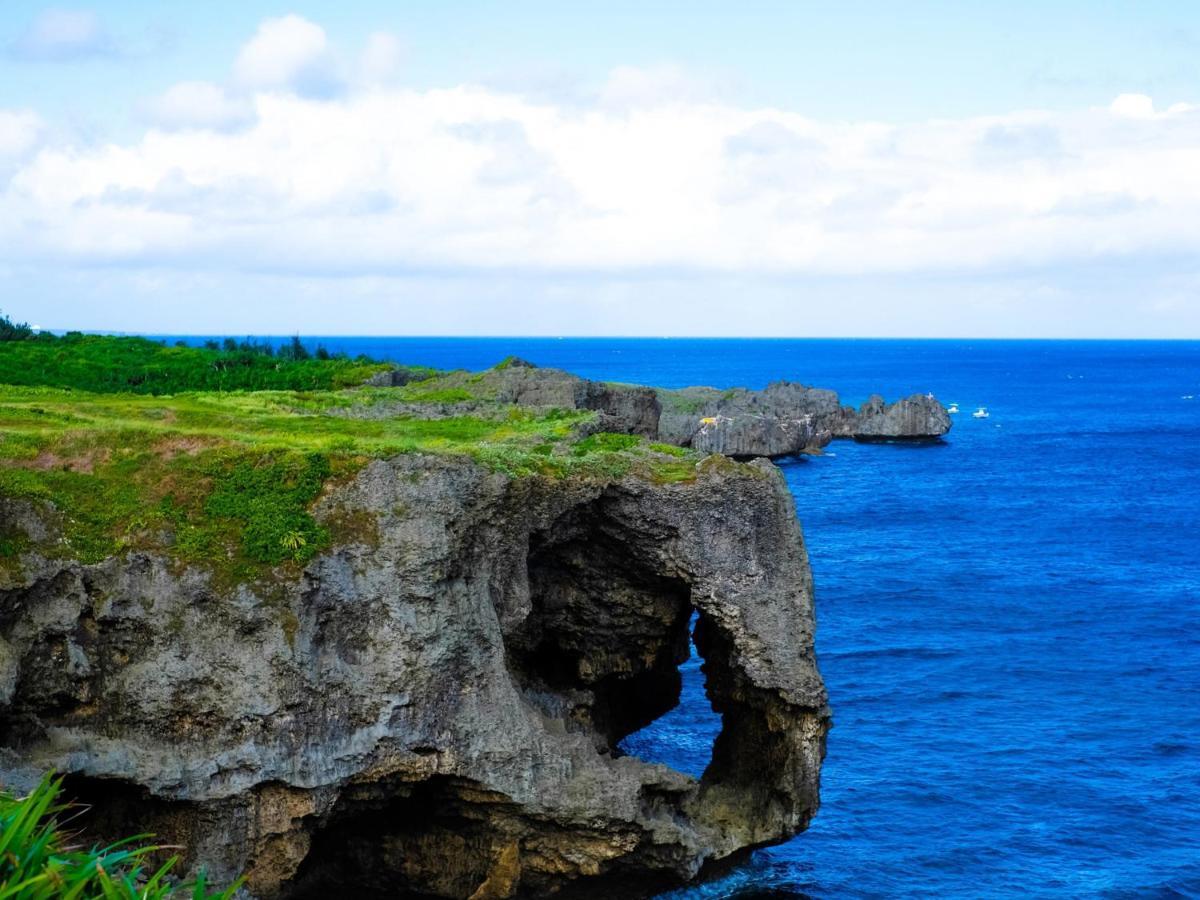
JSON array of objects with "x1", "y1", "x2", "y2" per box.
[
  {"x1": 140, "y1": 81, "x2": 254, "y2": 132},
  {"x1": 9, "y1": 8, "x2": 113, "y2": 61},
  {"x1": 1110, "y1": 93, "x2": 1156, "y2": 119},
  {"x1": 3, "y1": 16, "x2": 1200, "y2": 285},
  {"x1": 233, "y1": 15, "x2": 340, "y2": 96}
]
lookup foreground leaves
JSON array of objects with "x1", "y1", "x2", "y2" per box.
[{"x1": 0, "y1": 774, "x2": 242, "y2": 900}]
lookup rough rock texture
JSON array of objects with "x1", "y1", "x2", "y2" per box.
[
  {"x1": 850, "y1": 393, "x2": 953, "y2": 442},
  {"x1": 360, "y1": 360, "x2": 662, "y2": 439},
  {"x1": 486, "y1": 361, "x2": 660, "y2": 438},
  {"x1": 658, "y1": 381, "x2": 950, "y2": 453},
  {"x1": 0, "y1": 455, "x2": 829, "y2": 899},
  {"x1": 688, "y1": 415, "x2": 830, "y2": 458},
  {"x1": 363, "y1": 368, "x2": 430, "y2": 388},
  {"x1": 364, "y1": 362, "x2": 948, "y2": 456}
]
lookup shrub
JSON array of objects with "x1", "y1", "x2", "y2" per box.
[
  {"x1": 572, "y1": 432, "x2": 641, "y2": 456},
  {"x1": 0, "y1": 773, "x2": 242, "y2": 899},
  {"x1": 0, "y1": 310, "x2": 33, "y2": 342},
  {"x1": 203, "y1": 451, "x2": 332, "y2": 564},
  {"x1": 0, "y1": 333, "x2": 390, "y2": 393}
]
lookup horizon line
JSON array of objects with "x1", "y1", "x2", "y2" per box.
[{"x1": 35, "y1": 329, "x2": 1200, "y2": 342}]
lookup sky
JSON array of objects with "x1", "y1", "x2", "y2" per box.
[{"x1": 2, "y1": 2, "x2": 1200, "y2": 337}]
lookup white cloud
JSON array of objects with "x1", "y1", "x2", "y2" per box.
[
  {"x1": 1110, "y1": 93, "x2": 1156, "y2": 119},
  {"x1": 233, "y1": 15, "x2": 339, "y2": 96},
  {"x1": 140, "y1": 81, "x2": 254, "y2": 132},
  {"x1": 9, "y1": 8, "x2": 113, "y2": 61},
  {"x1": 4, "y1": 20, "x2": 1200, "y2": 289}
]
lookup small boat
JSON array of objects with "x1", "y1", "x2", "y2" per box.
[
  {"x1": 947, "y1": 403, "x2": 960, "y2": 414},
  {"x1": 972, "y1": 407, "x2": 989, "y2": 419}
]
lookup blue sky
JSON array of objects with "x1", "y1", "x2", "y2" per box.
[{"x1": 2, "y1": 2, "x2": 1199, "y2": 336}]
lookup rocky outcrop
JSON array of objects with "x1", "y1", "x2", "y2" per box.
[
  {"x1": 657, "y1": 381, "x2": 950, "y2": 454},
  {"x1": 360, "y1": 360, "x2": 661, "y2": 438},
  {"x1": 850, "y1": 393, "x2": 952, "y2": 442},
  {"x1": 486, "y1": 360, "x2": 660, "y2": 438},
  {"x1": 688, "y1": 415, "x2": 830, "y2": 458},
  {"x1": 365, "y1": 362, "x2": 949, "y2": 457},
  {"x1": 0, "y1": 456, "x2": 829, "y2": 899}
]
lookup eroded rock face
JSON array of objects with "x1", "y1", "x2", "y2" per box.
[
  {"x1": 851, "y1": 393, "x2": 952, "y2": 442},
  {"x1": 362, "y1": 362, "x2": 947, "y2": 456},
  {"x1": 0, "y1": 455, "x2": 829, "y2": 899},
  {"x1": 688, "y1": 414, "x2": 830, "y2": 458},
  {"x1": 354, "y1": 362, "x2": 662, "y2": 440},
  {"x1": 657, "y1": 381, "x2": 950, "y2": 453}
]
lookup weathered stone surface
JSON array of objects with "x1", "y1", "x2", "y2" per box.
[
  {"x1": 657, "y1": 380, "x2": 950, "y2": 454},
  {"x1": 364, "y1": 362, "x2": 947, "y2": 456},
  {"x1": 363, "y1": 367, "x2": 428, "y2": 387},
  {"x1": 688, "y1": 415, "x2": 829, "y2": 458},
  {"x1": 0, "y1": 455, "x2": 828, "y2": 899},
  {"x1": 363, "y1": 361, "x2": 662, "y2": 438},
  {"x1": 851, "y1": 393, "x2": 953, "y2": 442}
]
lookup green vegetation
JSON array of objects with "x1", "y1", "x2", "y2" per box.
[
  {"x1": 572, "y1": 432, "x2": 641, "y2": 455},
  {"x1": 648, "y1": 442, "x2": 690, "y2": 457},
  {"x1": 0, "y1": 326, "x2": 706, "y2": 579},
  {"x1": 0, "y1": 310, "x2": 35, "y2": 342},
  {"x1": 0, "y1": 319, "x2": 392, "y2": 394},
  {"x1": 656, "y1": 390, "x2": 714, "y2": 415},
  {"x1": 0, "y1": 773, "x2": 241, "y2": 899}
]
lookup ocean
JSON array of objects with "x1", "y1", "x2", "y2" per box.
[{"x1": 186, "y1": 337, "x2": 1200, "y2": 898}]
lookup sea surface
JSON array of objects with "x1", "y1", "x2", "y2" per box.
[{"x1": 188, "y1": 337, "x2": 1200, "y2": 898}]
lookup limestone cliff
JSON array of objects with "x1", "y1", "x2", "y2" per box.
[
  {"x1": 0, "y1": 455, "x2": 829, "y2": 899},
  {"x1": 656, "y1": 381, "x2": 951, "y2": 453}
]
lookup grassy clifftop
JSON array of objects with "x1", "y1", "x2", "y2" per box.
[{"x1": 0, "y1": 326, "x2": 702, "y2": 584}]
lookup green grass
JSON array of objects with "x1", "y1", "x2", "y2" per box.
[
  {"x1": 0, "y1": 333, "x2": 393, "y2": 394},
  {"x1": 572, "y1": 432, "x2": 641, "y2": 455},
  {"x1": 0, "y1": 386, "x2": 703, "y2": 580},
  {"x1": 0, "y1": 329, "x2": 710, "y2": 579},
  {"x1": 648, "y1": 442, "x2": 690, "y2": 457},
  {"x1": 0, "y1": 773, "x2": 242, "y2": 899},
  {"x1": 656, "y1": 390, "x2": 713, "y2": 415}
]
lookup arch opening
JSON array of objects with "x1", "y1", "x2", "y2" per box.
[{"x1": 506, "y1": 500, "x2": 723, "y2": 776}]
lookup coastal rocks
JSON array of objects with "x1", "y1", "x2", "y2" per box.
[
  {"x1": 363, "y1": 367, "x2": 429, "y2": 387},
  {"x1": 850, "y1": 393, "x2": 953, "y2": 442},
  {"x1": 364, "y1": 360, "x2": 662, "y2": 438},
  {"x1": 688, "y1": 414, "x2": 830, "y2": 458},
  {"x1": 0, "y1": 455, "x2": 829, "y2": 899},
  {"x1": 656, "y1": 381, "x2": 949, "y2": 455},
  {"x1": 487, "y1": 362, "x2": 660, "y2": 438},
  {"x1": 365, "y1": 361, "x2": 949, "y2": 456}
]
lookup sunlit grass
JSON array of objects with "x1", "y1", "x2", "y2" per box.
[{"x1": 0, "y1": 385, "x2": 704, "y2": 581}]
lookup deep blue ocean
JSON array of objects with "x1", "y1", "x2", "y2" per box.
[{"x1": 186, "y1": 337, "x2": 1200, "y2": 897}]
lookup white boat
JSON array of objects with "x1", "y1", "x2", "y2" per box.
[
  {"x1": 972, "y1": 407, "x2": 989, "y2": 419},
  {"x1": 947, "y1": 403, "x2": 960, "y2": 414}
]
